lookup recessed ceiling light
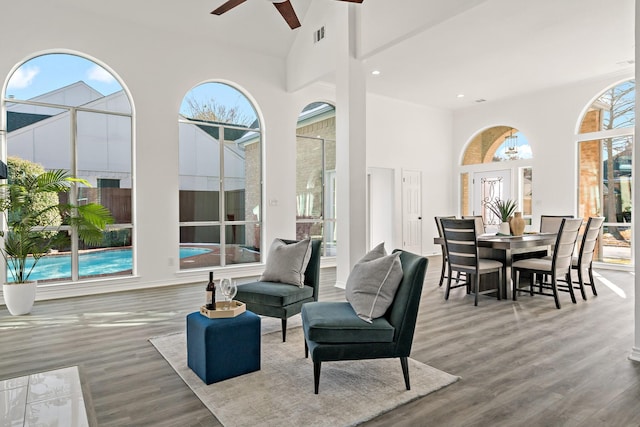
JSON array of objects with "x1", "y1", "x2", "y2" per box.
[
  {"x1": 457, "y1": 94, "x2": 465, "y2": 98},
  {"x1": 371, "y1": 70, "x2": 381, "y2": 76}
]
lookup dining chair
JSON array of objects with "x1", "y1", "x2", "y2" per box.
[
  {"x1": 434, "y1": 216, "x2": 463, "y2": 287},
  {"x1": 540, "y1": 215, "x2": 574, "y2": 234},
  {"x1": 512, "y1": 218, "x2": 582, "y2": 309},
  {"x1": 462, "y1": 215, "x2": 485, "y2": 236},
  {"x1": 571, "y1": 216, "x2": 605, "y2": 299},
  {"x1": 440, "y1": 218, "x2": 503, "y2": 306}
]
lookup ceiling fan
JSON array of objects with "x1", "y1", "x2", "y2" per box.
[{"x1": 211, "y1": 0, "x2": 364, "y2": 30}]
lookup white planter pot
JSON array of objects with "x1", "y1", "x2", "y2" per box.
[
  {"x1": 499, "y1": 222, "x2": 511, "y2": 235},
  {"x1": 3, "y1": 282, "x2": 37, "y2": 316}
]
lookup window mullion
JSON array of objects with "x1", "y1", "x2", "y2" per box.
[
  {"x1": 219, "y1": 125, "x2": 226, "y2": 266},
  {"x1": 70, "y1": 107, "x2": 79, "y2": 281}
]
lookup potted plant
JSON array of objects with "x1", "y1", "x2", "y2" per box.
[
  {"x1": 487, "y1": 199, "x2": 517, "y2": 235},
  {"x1": 0, "y1": 157, "x2": 113, "y2": 315}
]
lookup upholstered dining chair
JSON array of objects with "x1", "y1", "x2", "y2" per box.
[
  {"x1": 235, "y1": 239, "x2": 321, "y2": 342},
  {"x1": 435, "y1": 216, "x2": 460, "y2": 287},
  {"x1": 440, "y1": 218, "x2": 503, "y2": 306},
  {"x1": 462, "y1": 215, "x2": 485, "y2": 236},
  {"x1": 301, "y1": 250, "x2": 427, "y2": 394},
  {"x1": 512, "y1": 218, "x2": 582, "y2": 309},
  {"x1": 540, "y1": 215, "x2": 574, "y2": 234},
  {"x1": 571, "y1": 216, "x2": 605, "y2": 299}
]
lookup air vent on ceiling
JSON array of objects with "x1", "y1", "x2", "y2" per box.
[
  {"x1": 314, "y1": 26, "x2": 325, "y2": 43},
  {"x1": 475, "y1": 98, "x2": 487, "y2": 103}
]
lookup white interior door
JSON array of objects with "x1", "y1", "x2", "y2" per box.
[
  {"x1": 402, "y1": 170, "x2": 422, "y2": 254},
  {"x1": 473, "y1": 170, "x2": 511, "y2": 233},
  {"x1": 367, "y1": 167, "x2": 394, "y2": 250}
]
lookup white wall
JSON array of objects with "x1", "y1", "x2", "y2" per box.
[
  {"x1": 452, "y1": 71, "x2": 634, "y2": 230},
  {"x1": 367, "y1": 94, "x2": 454, "y2": 255}
]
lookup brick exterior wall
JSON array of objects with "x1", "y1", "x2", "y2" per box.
[{"x1": 578, "y1": 110, "x2": 602, "y2": 218}]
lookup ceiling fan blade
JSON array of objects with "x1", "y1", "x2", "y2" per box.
[
  {"x1": 336, "y1": 0, "x2": 364, "y2": 3},
  {"x1": 273, "y1": 0, "x2": 301, "y2": 29},
  {"x1": 211, "y1": 0, "x2": 247, "y2": 15}
]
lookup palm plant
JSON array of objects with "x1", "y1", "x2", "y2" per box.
[
  {"x1": 0, "y1": 159, "x2": 113, "y2": 283},
  {"x1": 487, "y1": 198, "x2": 518, "y2": 223}
]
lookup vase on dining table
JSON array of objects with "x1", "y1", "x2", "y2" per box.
[
  {"x1": 509, "y1": 212, "x2": 525, "y2": 236},
  {"x1": 498, "y1": 222, "x2": 511, "y2": 235}
]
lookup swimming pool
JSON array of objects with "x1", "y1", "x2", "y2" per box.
[{"x1": 7, "y1": 247, "x2": 212, "y2": 283}]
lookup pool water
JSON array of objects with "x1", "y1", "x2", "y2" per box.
[{"x1": 7, "y1": 247, "x2": 211, "y2": 283}]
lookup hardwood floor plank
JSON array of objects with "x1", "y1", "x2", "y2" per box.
[{"x1": 0, "y1": 256, "x2": 638, "y2": 426}]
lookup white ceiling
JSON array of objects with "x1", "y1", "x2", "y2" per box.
[{"x1": 67, "y1": 0, "x2": 635, "y2": 111}]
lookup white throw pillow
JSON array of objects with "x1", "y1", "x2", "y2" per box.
[
  {"x1": 259, "y1": 238, "x2": 312, "y2": 287},
  {"x1": 346, "y1": 246, "x2": 403, "y2": 323}
]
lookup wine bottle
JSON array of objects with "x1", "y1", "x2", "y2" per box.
[{"x1": 206, "y1": 272, "x2": 216, "y2": 310}]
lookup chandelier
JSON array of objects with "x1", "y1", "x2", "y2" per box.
[{"x1": 504, "y1": 130, "x2": 518, "y2": 155}]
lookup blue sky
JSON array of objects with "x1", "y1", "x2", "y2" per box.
[
  {"x1": 6, "y1": 54, "x2": 122, "y2": 99},
  {"x1": 6, "y1": 53, "x2": 257, "y2": 122}
]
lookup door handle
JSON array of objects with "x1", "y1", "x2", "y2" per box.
[{"x1": 418, "y1": 217, "x2": 422, "y2": 220}]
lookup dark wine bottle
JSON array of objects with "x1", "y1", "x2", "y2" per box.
[{"x1": 206, "y1": 272, "x2": 216, "y2": 310}]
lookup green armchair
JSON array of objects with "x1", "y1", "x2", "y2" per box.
[
  {"x1": 235, "y1": 239, "x2": 322, "y2": 342},
  {"x1": 301, "y1": 250, "x2": 428, "y2": 394}
]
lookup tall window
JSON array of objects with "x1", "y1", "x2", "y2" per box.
[
  {"x1": 295, "y1": 103, "x2": 336, "y2": 256},
  {"x1": 578, "y1": 80, "x2": 634, "y2": 265},
  {"x1": 3, "y1": 53, "x2": 133, "y2": 283},
  {"x1": 178, "y1": 82, "x2": 261, "y2": 269}
]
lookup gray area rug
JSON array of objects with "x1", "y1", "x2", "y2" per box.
[{"x1": 150, "y1": 318, "x2": 459, "y2": 427}]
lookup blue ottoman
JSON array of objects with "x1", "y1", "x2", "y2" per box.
[{"x1": 186, "y1": 310, "x2": 261, "y2": 384}]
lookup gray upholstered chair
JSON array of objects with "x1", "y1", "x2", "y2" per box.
[
  {"x1": 512, "y1": 218, "x2": 582, "y2": 308},
  {"x1": 301, "y1": 250, "x2": 427, "y2": 394},
  {"x1": 235, "y1": 239, "x2": 321, "y2": 342}
]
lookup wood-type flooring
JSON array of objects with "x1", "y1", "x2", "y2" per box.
[{"x1": 0, "y1": 257, "x2": 638, "y2": 426}]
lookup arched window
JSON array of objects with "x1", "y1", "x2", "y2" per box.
[
  {"x1": 295, "y1": 102, "x2": 336, "y2": 256},
  {"x1": 462, "y1": 126, "x2": 532, "y2": 165},
  {"x1": 460, "y1": 126, "x2": 533, "y2": 231},
  {"x1": 3, "y1": 52, "x2": 133, "y2": 283},
  {"x1": 577, "y1": 79, "x2": 634, "y2": 265},
  {"x1": 178, "y1": 82, "x2": 261, "y2": 268}
]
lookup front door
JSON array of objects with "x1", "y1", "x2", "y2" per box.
[{"x1": 473, "y1": 170, "x2": 511, "y2": 233}]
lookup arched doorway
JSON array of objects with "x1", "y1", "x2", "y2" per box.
[{"x1": 460, "y1": 126, "x2": 533, "y2": 232}]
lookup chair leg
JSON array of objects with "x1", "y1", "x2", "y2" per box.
[
  {"x1": 588, "y1": 266, "x2": 598, "y2": 296},
  {"x1": 444, "y1": 268, "x2": 453, "y2": 300},
  {"x1": 474, "y1": 274, "x2": 479, "y2": 306},
  {"x1": 313, "y1": 362, "x2": 321, "y2": 394},
  {"x1": 281, "y1": 318, "x2": 287, "y2": 342},
  {"x1": 439, "y1": 257, "x2": 446, "y2": 287},
  {"x1": 566, "y1": 271, "x2": 577, "y2": 304},
  {"x1": 551, "y1": 277, "x2": 561, "y2": 309},
  {"x1": 496, "y1": 269, "x2": 502, "y2": 301},
  {"x1": 530, "y1": 273, "x2": 536, "y2": 296},
  {"x1": 512, "y1": 269, "x2": 518, "y2": 301},
  {"x1": 400, "y1": 357, "x2": 411, "y2": 390},
  {"x1": 304, "y1": 340, "x2": 308, "y2": 358},
  {"x1": 577, "y1": 268, "x2": 587, "y2": 300}
]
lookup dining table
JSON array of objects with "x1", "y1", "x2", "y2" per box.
[{"x1": 434, "y1": 232, "x2": 557, "y2": 298}]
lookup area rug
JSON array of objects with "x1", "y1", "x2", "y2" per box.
[{"x1": 150, "y1": 322, "x2": 459, "y2": 427}]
